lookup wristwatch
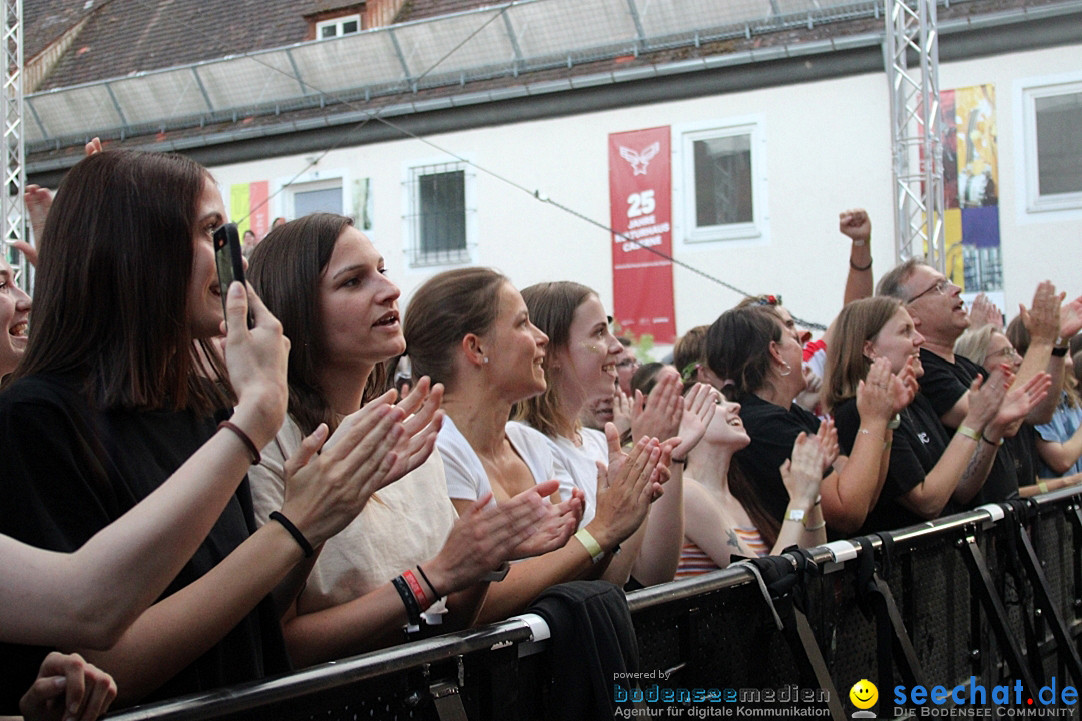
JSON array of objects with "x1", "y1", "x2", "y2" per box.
[{"x1": 786, "y1": 508, "x2": 806, "y2": 524}]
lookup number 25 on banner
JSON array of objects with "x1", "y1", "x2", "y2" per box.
[{"x1": 628, "y1": 190, "x2": 655, "y2": 218}]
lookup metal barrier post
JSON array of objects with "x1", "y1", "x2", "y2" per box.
[
  {"x1": 854, "y1": 537, "x2": 926, "y2": 689},
  {"x1": 868, "y1": 573, "x2": 926, "y2": 688},
  {"x1": 959, "y1": 532, "x2": 1040, "y2": 698},
  {"x1": 1067, "y1": 505, "x2": 1082, "y2": 628},
  {"x1": 1016, "y1": 517, "x2": 1082, "y2": 685},
  {"x1": 737, "y1": 558, "x2": 847, "y2": 721}
]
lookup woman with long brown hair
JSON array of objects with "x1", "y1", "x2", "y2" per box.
[
  {"x1": 0, "y1": 152, "x2": 412, "y2": 710},
  {"x1": 708, "y1": 304, "x2": 902, "y2": 535},
  {"x1": 628, "y1": 363, "x2": 828, "y2": 576},
  {"x1": 822, "y1": 297, "x2": 1025, "y2": 531},
  {"x1": 513, "y1": 281, "x2": 708, "y2": 586},
  {"x1": 404, "y1": 269, "x2": 668, "y2": 618},
  {"x1": 248, "y1": 217, "x2": 579, "y2": 664}
]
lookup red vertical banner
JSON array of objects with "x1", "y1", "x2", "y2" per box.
[
  {"x1": 608, "y1": 126, "x2": 675, "y2": 344},
  {"x1": 249, "y1": 181, "x2": 270, "y2": 239}
]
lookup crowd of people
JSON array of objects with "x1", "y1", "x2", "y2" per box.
[{"x1": 1, "y1": 147, "x2": 1080, "y2": 720}]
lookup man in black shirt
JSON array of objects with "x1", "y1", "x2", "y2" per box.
[{"x1": 876, "y1": 260, "x2": 1060, "y2": 503}]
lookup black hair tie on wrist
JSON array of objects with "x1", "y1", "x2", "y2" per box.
[
  {"x1": 269, "y1": 511, "x2": 314, "y2": 558},
  {"x1": 416, "y1": 564, "x2": 442, "y2": 599}
]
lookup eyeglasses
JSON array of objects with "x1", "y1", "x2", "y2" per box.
[
  {"x1": 989, "y1": 346, "x2": 1022, "y2": 362},
  {"x1": 754, "y1": 294, "x2": 782, "y2": 307},
  {"x1": 906, "y1": 278, "x2": 953, "y2": 304}
]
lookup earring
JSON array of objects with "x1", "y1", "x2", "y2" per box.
[
  {"x1": 483, "y1": 356, "x2": 489, "y2": 365},
  {"x1": 779, "y1": 360, "x2": 791, "y2": 377}
]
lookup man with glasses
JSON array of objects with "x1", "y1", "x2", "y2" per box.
[{"x1": 877, "y1": 259, "x2": 1071, "y2": 503}]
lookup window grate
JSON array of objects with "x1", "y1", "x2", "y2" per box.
[{"x1": 406, "y1": 162, "x2": 472, "y2": 267}]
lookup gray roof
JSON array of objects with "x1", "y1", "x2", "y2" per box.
[
  {"x1": 24, "y1": 0, "x2": 484, "y2": 91},
  {"x1": 23, "y1": 0, "x2": 1082, "y2": 183},
  {"x1": 395, "y1": 0, "x2": 504, "y2": 22},
  {"x1": 32, "y1": 0, "x2": 311, "y2": 91},
  {"x1": 24, "y1": 0, "x2": 98, "y2": 62}
]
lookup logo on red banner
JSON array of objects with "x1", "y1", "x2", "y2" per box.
[{"x1": 609, "y1": 127, "x2": 675, "y2": 343}]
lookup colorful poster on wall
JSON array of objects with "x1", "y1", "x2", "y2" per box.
[
  {"x1": 608, "y1": 126, "x2": 676, "y2": 344},
  {"x1": 940, "y1": 84, "x2": 1002, "y2": 300},
  {"x1": 229, "y1": 180, "x2": 270, "y2": 243}
]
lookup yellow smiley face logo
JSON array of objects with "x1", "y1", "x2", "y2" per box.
[{"x1": 849, "y1": 679, "x2": 878, "y2": 710}]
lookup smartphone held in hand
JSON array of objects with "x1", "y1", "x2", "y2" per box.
[{"x1": 213, "y1": 223, "x2": 254, "y2": 329}]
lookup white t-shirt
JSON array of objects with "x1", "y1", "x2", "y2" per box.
[
  {"x1": 250, "y1": 415, "x2": 456, "y2": 617},
  {"x1": 438, "y1": 416, "x2": 578, "y2": 515},
  {"x1": 540, "y1": 425, "x2": 608, "y2": 528}
]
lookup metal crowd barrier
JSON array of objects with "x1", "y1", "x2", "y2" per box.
[{"x1": 107, "y1": 488, "x2": 1082, "y2": 720}]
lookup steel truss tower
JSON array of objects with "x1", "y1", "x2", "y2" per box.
[
  {"x1": 2, "y1": 0, "x2": 25, "y2": 289},
  {"x1": 885, "y1": 0, "x2": 945, "y2": 271}
]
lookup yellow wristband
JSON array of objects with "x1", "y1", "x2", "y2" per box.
[
  {"x1": 574, "y1": 528, "x2": 605, "y2": 563},
  {"x1": 956, "y1": 424, "x2": 981, "y2": 442},
  {"x1": 1038, "y1": 481, "x2": 1050, "y2": 494}
]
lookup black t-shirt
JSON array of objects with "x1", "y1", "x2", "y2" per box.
[
  {"x1": 834, "y1": 394, "x2": 949, "y2": 534},
  {"x1": 917, "y1": 348, "x2": 983, "y2": 418},
  {"x1": 917, "y1": 349, "x2": 1019, "y2": 505},
  {"x1": 0, "y1": 375, "x2": 290, "y2": 712},
  {"x1": 734, "y1": 392, "x2": 821, "y2": 524},
  {"x1": 1005, "y1": 423, "x2": 1040, "y2": 491}
]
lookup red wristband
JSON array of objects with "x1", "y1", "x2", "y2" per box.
[{"x1": 402, "y1": 569, "x2": 430, "y2": 609}]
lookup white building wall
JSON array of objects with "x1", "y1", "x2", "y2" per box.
[{"x1": 208, "y1": 41, "x2": 1081, "y2": 349}]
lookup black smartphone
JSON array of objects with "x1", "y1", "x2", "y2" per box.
[{"x1": 212, "y1": 223, "x2": 254, "y2": 329}]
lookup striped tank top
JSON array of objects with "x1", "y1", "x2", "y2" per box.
[{"x1": 674, "y1": 527, "x2": 769, "y2": 579}]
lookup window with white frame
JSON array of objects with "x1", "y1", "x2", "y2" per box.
[
  {"x1": 1021, "y1": 79, "x2": 1082, "y2": 212},
  {"x1": 678, "y1": 120, "x2": 766, "y2": 243},
  {"x1": 287, "y1": 177, "x2": 343, "y2": 218},
  {"x1": 317, "y1": 14, "x2": 361, "y2": 39},
  {"x1": 405, "y1": 162, "x2": 473, "y2": 267}
]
